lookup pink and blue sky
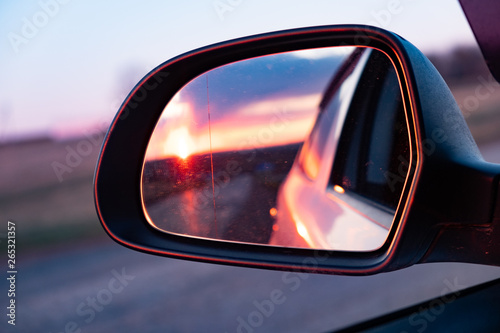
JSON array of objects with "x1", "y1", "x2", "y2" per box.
[{"x1": 0, "y1": 0, "x2": 476, "y2": 141}]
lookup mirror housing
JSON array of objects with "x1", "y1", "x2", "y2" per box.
[{"x1": 95, "y1": 25, "x2": 500, "y2": 275}]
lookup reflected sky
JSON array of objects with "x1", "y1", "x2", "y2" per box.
[{"x1": 145, "y1": 48, "x2": 347, "y2": 160}]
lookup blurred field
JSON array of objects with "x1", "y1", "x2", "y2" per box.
[
  {"x1": 428, "y1": 46, "x2": 500, "y2": 144},
  {"x1": 453, "y1": 83, "x2": 500, "y2": 144},
  {"x1": 0, "y1": 135, "x2": 106, "y2": 251},
  {"x1": 1, "y1": 78, "x2": 500, "y2": 253}
]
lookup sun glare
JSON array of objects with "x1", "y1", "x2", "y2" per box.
[
  {"x1": 163, "y1": 126, "x2": 195, "y2": 159},
  {"x1": 177, "y1": 136, "x2": 189, "y2": 159}
]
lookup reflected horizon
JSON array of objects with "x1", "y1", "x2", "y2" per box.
[{"x1": 144, "y1": 47, "x2": 349, "y2": 160}]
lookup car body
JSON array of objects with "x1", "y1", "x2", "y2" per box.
[{"x1": 271, "y1": 48, "x2": 406, "y2": 251}]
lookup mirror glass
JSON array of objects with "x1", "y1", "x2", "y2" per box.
[{"x1": 142, "y1": 46, "x2": 410, "y2": 251}]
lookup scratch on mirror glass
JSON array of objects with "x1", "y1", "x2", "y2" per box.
[{"x1": 206, "y1": 74, "x2": 218, "y2": 238}]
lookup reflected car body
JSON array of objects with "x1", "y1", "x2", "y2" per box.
[{"x1": 272, "y1": 47, "x2": 410, "y2": 251}]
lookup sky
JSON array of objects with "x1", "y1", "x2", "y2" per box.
[
  {"x1": 0, "y1": 0, "x2": 477, "y2": 141},
  {"x1": 145, "y1": 48, "x2": 347, "y2": 159}
]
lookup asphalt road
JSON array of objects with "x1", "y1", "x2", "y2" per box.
[
  {"x1": 5, "y1": 237, "x2": 500, "y2": 333},
  {"x1": 2, "y1": 141, "x2": 500, "y2": 333},
  {"x1": 147, "y1": 173, "x2": 277, "y2": 244}
]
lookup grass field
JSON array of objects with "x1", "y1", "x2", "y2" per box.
[
  {"x1": 1, "y1": 81, "x2": 499, "y2": 253},
  {"x1": 0, "y1": 136, "x2": 106, "y2": 251},
  {"x1": 452, "y1": 81, "x2": 500, "y2": 144}
]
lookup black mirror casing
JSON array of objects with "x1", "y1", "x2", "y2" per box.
[{"x1": 94, "y1": 25, "x2": 500, "y2": 275}]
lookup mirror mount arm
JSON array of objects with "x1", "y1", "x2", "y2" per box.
[{"x1": 418, "y1": 172, "x2": 500, "y2": 267}]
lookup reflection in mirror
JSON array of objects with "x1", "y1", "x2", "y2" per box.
[{"x1": 142, "y1": 46, "x2": 410, "y2": 251}]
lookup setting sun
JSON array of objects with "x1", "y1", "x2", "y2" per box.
[
  {"x1": 177, "y1": 137, "x2": 189, "y2": 159},
  {"x1": 163, "y1": 126, "x2": 195, "y2": 159}
]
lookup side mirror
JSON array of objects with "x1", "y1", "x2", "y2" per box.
[{"x1": 95, "y1": 25, "x2": 500, "y2": 275}]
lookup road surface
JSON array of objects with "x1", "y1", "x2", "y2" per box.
[
  {"x1": 2, "y1": 236, "x2": 500, "y2": 333},
  {"x1": 2, "y1": 141, "x2": 500, "y2": 333}
]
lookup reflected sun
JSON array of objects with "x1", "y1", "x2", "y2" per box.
[
  {"x1": 177, "y1": 138, "x2": 189, "y2": 159},
  {"x1": 163, "y1": 126, "x2": 195, "y2": 159}
]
